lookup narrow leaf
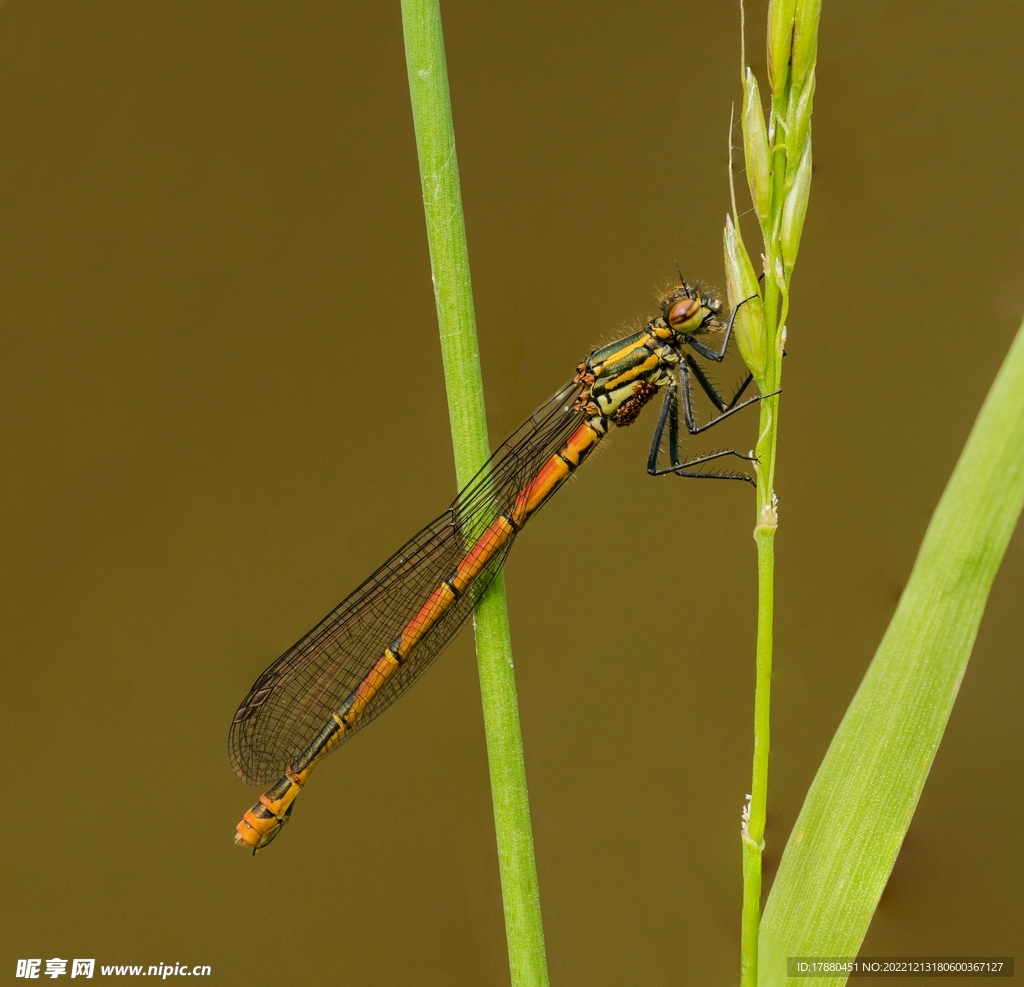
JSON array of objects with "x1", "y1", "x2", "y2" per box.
[{"x1": 759, "y1": 319, "x2": 1024, "y2": 986}]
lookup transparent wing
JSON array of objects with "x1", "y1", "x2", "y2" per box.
[{"x1": 229, "y1": 380, "x2": 587, "y2": 784}]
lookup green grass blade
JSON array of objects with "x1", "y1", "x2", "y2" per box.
[
  {"x1": 399, "y1": 0, "x2": 486, "y2": 483},
  {"x1": 399, "y1": 3, "x2": 549, "y2": 985},
  {"x1": 758, "y1": 318, "x2": 1024, "y2": 987}
]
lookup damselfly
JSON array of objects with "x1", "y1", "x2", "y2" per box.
[{"x1": 230, "y1": 279, "x2": 769, "y2": 850}]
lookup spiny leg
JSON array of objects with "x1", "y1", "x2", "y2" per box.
[
  {"x1": 684, "y1": 352, "x2": 754, "y2": 413},
  {"x1": 646, "y1": 377, "x2": 681, "y2": 474},
  {"x1": 651, "y1": 447, "x2": 757, "y2": 485},
  {"x1": 646, "y1": 379, "x2": 756, "y2": 485},
  {"x1": 679, "y1": 359, "x2": 771, "y2": 437}
]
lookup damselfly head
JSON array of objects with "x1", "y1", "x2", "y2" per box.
[{"x1": 660, "y1": 282, "x2": 723, "y2": 335}]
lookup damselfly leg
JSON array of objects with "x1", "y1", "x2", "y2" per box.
[
  {"x1": 646, "y1": 296, "x2": 769, "y2": 484},
  {"x1": 646, "y1": 376, "x2": 759, "y2": 484}
]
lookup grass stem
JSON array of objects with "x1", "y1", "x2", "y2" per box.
[
  {"x1": 400, "y1": 3, "x2": 549, "y2": 984},
  {"x1": 732, "y1": 3, "x2": 818, "y2": 979}
]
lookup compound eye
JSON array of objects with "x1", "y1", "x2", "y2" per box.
[{"x1": 666, "y1": 296, "x2": 702, "y2": 330}]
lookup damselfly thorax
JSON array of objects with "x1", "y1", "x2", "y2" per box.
[{"x1": 574, "y1": 284, "x2": 723, "y2": 425}]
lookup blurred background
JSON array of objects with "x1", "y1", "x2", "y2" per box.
[{"x1": 1, "y1": 2, "x2": 1021, "y2": 984}]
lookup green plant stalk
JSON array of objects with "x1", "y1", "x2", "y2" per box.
[
  {"x1": 742, "y1": 323, "x2": 780, "y2": 987},
  {"x1": 738, "y1": 5, "x2": 817, "y2": 980},
  {"x1": 757, "y1": 319, "x2": 1024, "y2": 986},
  {"x1": 740, "y1": 125, "x2": 790, "y2": 987},
  {"x1": 400, "y1": 3, "x2": 549, "y2": 985}
]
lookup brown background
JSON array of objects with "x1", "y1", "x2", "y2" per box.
[{"x1": 1, "y1": 2, "x2": 1022, "y2": 985}]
